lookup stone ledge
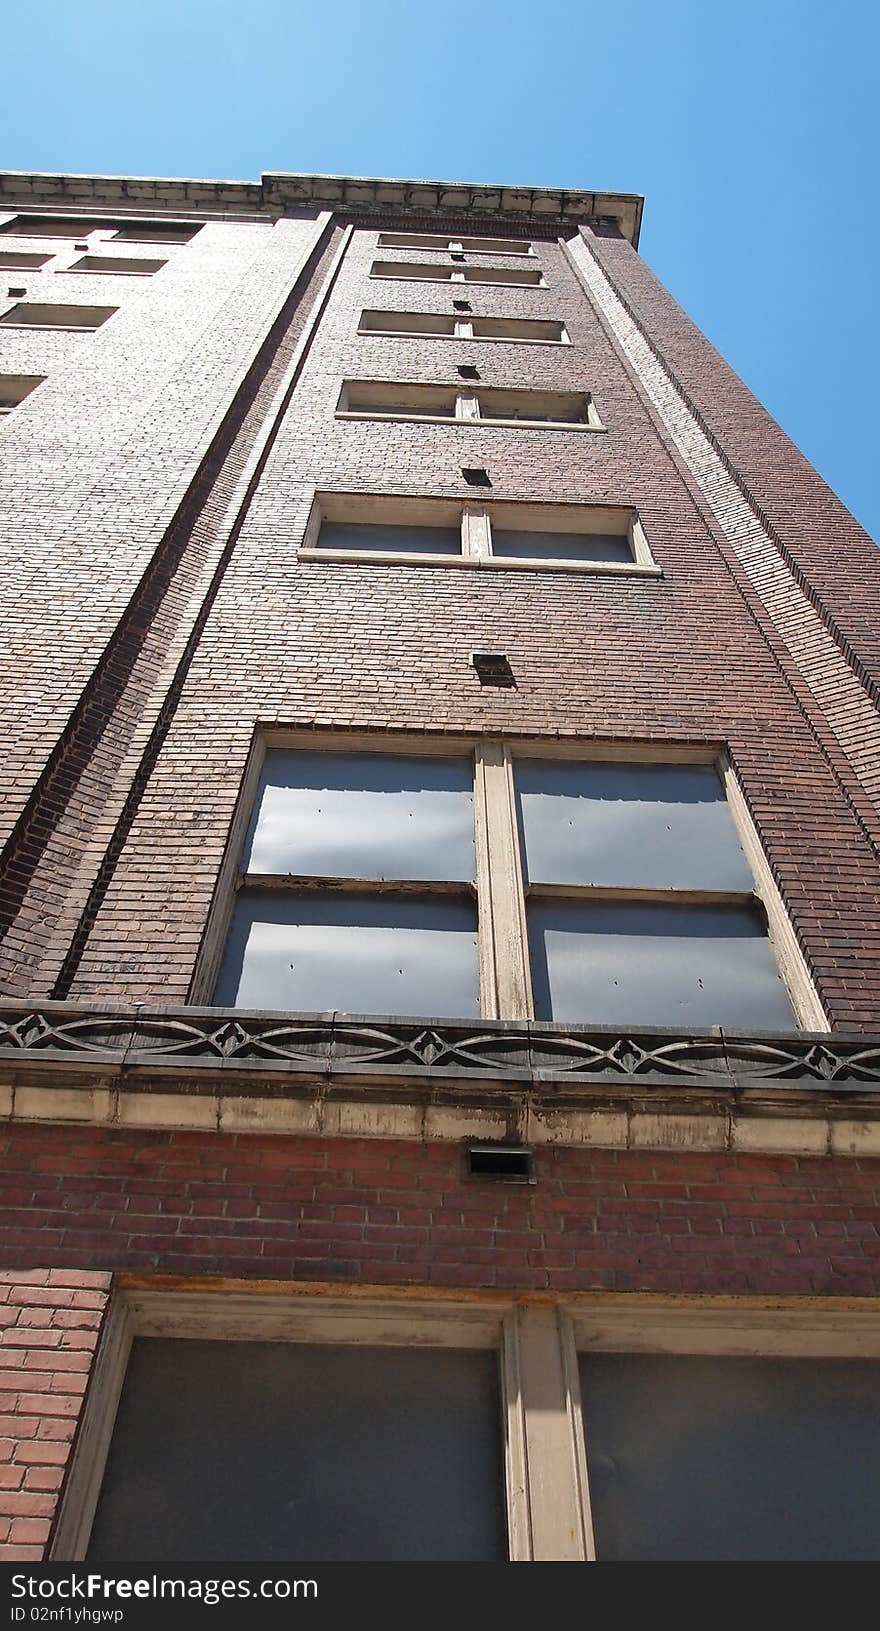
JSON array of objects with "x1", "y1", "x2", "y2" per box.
[{"x1": 0, "y1": 1003, "x2": 879, "y2": 1155}]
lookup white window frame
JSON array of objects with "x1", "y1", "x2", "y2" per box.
[
  {"x1": 51, "y1": 1285, "x2": 880, "y2": 1563},
  {"x1": 335, "y1": 379, "x2": 603, "y2": 431},
  {"x1": 191, "y1": 730, "x2": 825, "y2": 1031},
  {"x1": 298, "y1": 493, "x2": 657, "y2": 576}
]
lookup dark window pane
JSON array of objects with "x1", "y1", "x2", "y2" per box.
[
  {"x1": 87, "y1": 1339, "x2": 507, "y2": 1562},
  {"x1": 527, "y1": 899, "x2": 794, "y2": 1028},
  {"x1": 318, "y1": 521, "x2": 460, "y2": 555},
  {"x1": 516, "y1": 761, "x2": 754, "y2": 889},
  {"x1": 244, "y1": 751, "x2": 475, "y2": 880},
  {"x1": 580, "y1": 1352, "x2": 880, "y2": 1561},
  {"x1": 215, "y1": 890, "x2": 479, "y2": 1018},
  {"x1": 492, "y1": 529, "x2": 632, "y2": 563}
]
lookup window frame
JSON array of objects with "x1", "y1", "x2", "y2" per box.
[
  {"x1": 370, "y1": 259, "x2": 546, "y2": 288},
  {"x1": 298, "y1": 493, "x2": 658, "y2": 576},
  {"x1": 357, "y1": 309, "x2": 570, "y2": 345},
  {"x1": 0, "y1": 300, "x2": 117, "y2": 332},
  {"x1": 51, "y1": 1284, "x2": 880, "y2": 1563},
  {"x1": 335, "y1": 379, "x2": 603, "y2": 431},
  {"x1": 376, "y1": 232, "x2": 537, "y2": 256},
  {"x1": 0, "y1": 373, "x2": 46, "y2": 415},
  {"x1": 192, "y1": 730, "x2": 825, "y2": 1031}
]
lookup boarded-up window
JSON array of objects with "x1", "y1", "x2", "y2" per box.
[
  {"x1": 579, "y1": 1352, "x2": 880, "y2": 1561},
  {"x1": 87, "y1": 1339, "x2": 507, "y2": 1562}
]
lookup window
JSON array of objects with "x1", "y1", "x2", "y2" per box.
[
  {"x1": 86, "y1": 1338, "x2": 506, "y2": 1562},
  {"x1": 62, "y1": 255, "x2": 168, "y2": 276},
  {"x1": 206, "y1": 739, "x2": 813, "y2": 1030},
  {"x1": 0, "y1": 374, "x2": 46, "y2": 415},
  {"x1": 515, "y1": 760, "x2": 794, "y2": 1028},
  {"x1": 371, "y1": 260, "x2": 545, "y2": 287},
  {"x1": 300, "y1": 495, "x2": 656, "y2": 573},
  {"x1": 0, "y1": 214, "x2": 199, "y2": 243},
  {"x1": 570, "y1": 1302, "x2": 880, "y2": 1562},
  {"x1": 55, "y1": 1290, "x2": 878, "y2": 1563},
  {"x1": 358, "y1": 310, "x2": 569, "y2": 344},
  {"x1": 0, "y1": 302, "x2": 116, "y2": 330},
  {"x1": 214, "y1": 751, "x2": 480, "y2": 1019},
  {"x1": 336, "y1": 381, "x2": 602, "y2": 429},
  {"x1": 0, "y1": 250, "x2": 51, "y2": 269},
  {"x1": 377, "y1": 232, "x2": 535, "y2": 255}
]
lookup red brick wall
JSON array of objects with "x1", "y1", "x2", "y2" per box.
[
  {"x1": 1, "y1": 1125, "x2": 878, "y2": 1298},
  {"x1": 0, "y1": 1269, "x2": 110, "y2": 1561}
]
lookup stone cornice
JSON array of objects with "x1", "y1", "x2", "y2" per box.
[
  {"x1": 1, "y1": 1003, "x2": 879, "y2": 1157},
  {"x1": 0, "y1": 169, "x2": 644, "y2": 244}
]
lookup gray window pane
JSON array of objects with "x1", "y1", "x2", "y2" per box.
[
  {"x1": 245, "y1": 752, "x2": 475, "y2": 880},
  {"x1": 318, "y1": 521, "x2": 460, "y2": 554},
  {"x1": 491, "y1": 529, "x2": 632, "y2": 563},
  {"x1": 528, "y1": 899, "x2": 794, "y2": 1028},
  {"x1": 516, "y1": 761, "x2": 754, "y2": 890},
  {"x1": 215, "y1": 891, "x2": 479, "y2": 1019},
  {"x1": 87, "y1": 1339, "x2": 507, "y2": 1562},
  {"x1": 580, "y1": 1352, "x2": 880, "y2": 1561}
]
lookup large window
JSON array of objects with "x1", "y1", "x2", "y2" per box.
[
  {"x1": 52, "y1": 1289, "x2": 880, "y2": 1563},
  {"x1": 336, "y1": 380, "x2": 601, "y2": 429},
  {"x1": 209, "y1": 741, "x2": 810, "y2": 1029},
  {"x1": 300, "y1": 495, "x2": 656, "y2": 573}
]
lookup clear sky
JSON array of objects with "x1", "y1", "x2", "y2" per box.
[{"x1": 2, "y1": 0, "x2": 876, "y2": 540}]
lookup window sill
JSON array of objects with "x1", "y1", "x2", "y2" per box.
[
  {"x1": 335, "y1": 411, "x2": 606, "y2": 432},
  {"x1": 369, "y1": 273, "x2": 547, "y2": 290},
  {"x1": 357, "y1": 329, "x2": 570, "y2": 347},
  {"x1": 297, "y1": 548, "x2": 661, "y2": 576},
  {"x1": 57, "y1": 267, "x2": 156, "y2": 277}
]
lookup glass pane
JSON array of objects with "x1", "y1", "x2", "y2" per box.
[
  {"x1": 516, "y1": 761, "x2": 754, "y2": 889},
  {"x1": 87, "y1": 1339, "x2": 507, "y2": 1562},
  {"x1": 317, "y1": 522, "x2": 460, "y2": 555},
  {"x1": 215, "y1": 891, "x2": 479, "y2": 1018},
  {"x1": 580, "y1": 1352, "x2": 880, "y2": 1561},
  {"x1": 492, "y1": 529, "x2": 632, "y2": 563},
  {"x1": 527, "y1": 899, "x2": 794, "y2": 1028},
  {"x1": 244, "y1": 752, "x2": 474, "y2": 880}
]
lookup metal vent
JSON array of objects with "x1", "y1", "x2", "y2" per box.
[{"x1": 466, "y1": 1144, "x2": 535, "y2": 1183}]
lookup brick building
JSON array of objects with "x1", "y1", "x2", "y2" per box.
[{"x1": 1, "y1": 168, "x2": 879, "y2": 1564}]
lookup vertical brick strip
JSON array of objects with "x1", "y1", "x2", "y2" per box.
[{"x1": 0, "y1": 1269, "x2": 110, "y2": 1561}]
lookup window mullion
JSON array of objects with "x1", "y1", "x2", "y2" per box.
[
  {"x1": 509, "y1": 1307, "x2": 594, "y2": 1560},
  {"x1": 461, "y1": 505, "x2": 491, "y2": 560},
  {"x1": 474, "y1": 742, "x2": 532, "y2": 1019}
]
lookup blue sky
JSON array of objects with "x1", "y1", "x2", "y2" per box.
[{"x1": 2, "y1": 0, "x2": 876, "y2": 539}]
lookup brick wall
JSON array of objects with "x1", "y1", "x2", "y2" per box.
[
  {"x1": 44, "y1": 226, "x2": 880, "y2": 1025},
  {"x1": 0, "y1": 1269, "x2": 109, "y2": 1561},
  {"x1": 1, "y1": 1126, "x2": 878, "y2": 1297}
]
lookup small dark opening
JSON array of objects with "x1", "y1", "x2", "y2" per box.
[
  {"x1": 471, "y1": 651, "x2": 516, "y2": 687},
  {"x1": 450, "y1": 252, "x2": 466, "y2": 262},
  {"x1": 453, "y1": 299, "x2": 472, "y2": 312},
  {"x1": 457, "y1": 364, "x2": 480, "y2": 380},
  {"x1": 467, "y1": 1144, "x2": 534, "y2": 1183},
  {"x1": 7, "y1": 287, "x2": 26, "y2": 298},
  {"x1": 462, "y1": 467, "x2": 491, "y2": 487}
]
